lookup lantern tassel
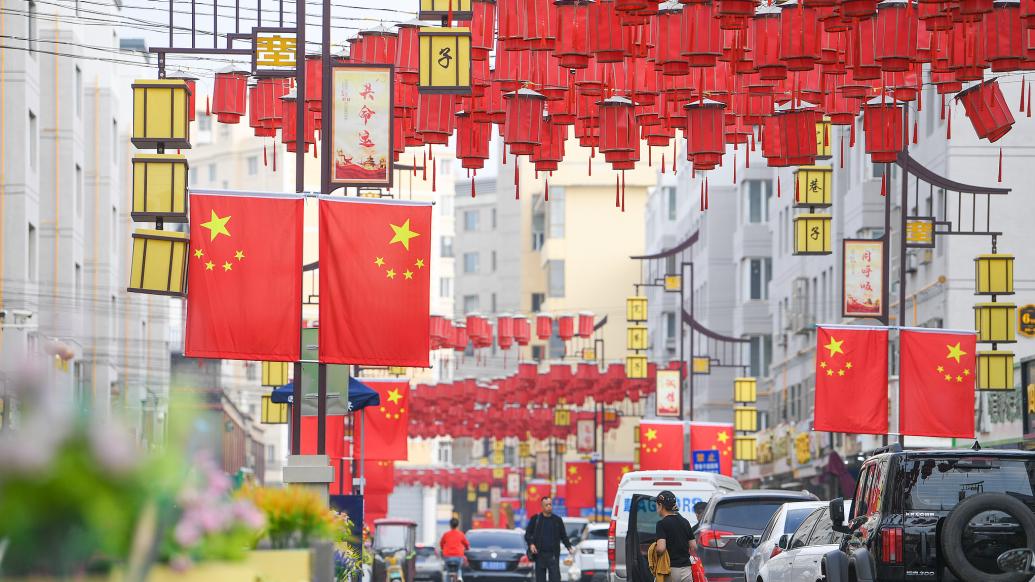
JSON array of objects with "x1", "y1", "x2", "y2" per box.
[
  {"x1": 1021, "y1": 77, "x2": 1026, "y2": 113},
  {"x1": 912, "y1": 118, "x2": 918, "y2": 144},
  {"x1": 849, "y1": 120, "x2": 856, "y2": 147},
  {"x1": 471, "y1": 175, "x2": 476, "y2": 198},
  {"x1": 428, "y1": 144, "x2": 434, "y2": 162},
  {"x1": 588, "y1": 153, "x2": 592, "y2": 177},
  {"x1": 733, "y1": 151, "x2": 737, "y2": 184},
  {"x1": 672, "y1": 139, "x2": 677, "y2": 174},
  {"x1": 412, "y1": 154, "x2": 417, "y2": 176},
  {"x1": 545, "y1": 178, "x2": 549, "y2": 201},
  {"x1": 264, "y1": 144, "x2": 268, "y2": 167},
  {"x1": 616, "y1": 174, "x2": 620, "y2": 208},
  {"x1": 514, "y1": 156, "x2": 520, "y2": 200},
  {"x1": 795, "y1": 174, "x2": 800, "y2": 203},
  {"x1": 840, "y1": 135, "x2": 845, "y2": 169},
  {"x1": 1028, "y1": 83, "x2": 1032, "y2": 118},
  {"x1": 941, "y1": 93, "x2": 946, "y2": 120},
  {"x1": 205, "y1": 95, "x2": 210, "y2": 116},
  {"x1": 824, "y1": 122, "x2": 830, "y2": 147},
  {"x1": 777, "y1": 177, "x2": 781, "y2": 198},
  {"x1": 272, "y1": 144, "x2": 277, "y2": 172},
  {"x1": 946, "y1": 105, "x2": 952, "y2": 140},
  {"x1": 432, "y1": 156, "x2": 437, "y2": 192},
  {"x1": 700, "y1": 180, "x2": 704, "y2": 211},
  {"x1": 880, "y1": 171, "x2": 887, "y2": 197},
  {"x1": 998, "y1": 147, "x2": 1003, "y2": 183},
  {"x1": 661, "y1": 153, "x2": 666, "y2": 174},
  {"x1": 313, "y1": 144, "x2": 318, "y2": 159},
  {"x1": 648, "y1": 146, "x2": 652, "y2": 167},
  {"x1": 621, "y1": 170, "x2": 626, "y2": 213},
  {"x1": 750, "y1": 128, "x2": 756, "y2": 151},
  {"x1": 704, "y1": 176, "x2": 709, "y2": 210},
  {"x1": 746, "y1": 146, "x2": 750, "y2": 168}
]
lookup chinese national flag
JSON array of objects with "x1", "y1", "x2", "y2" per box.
[
  {"x1": 604, "y1": 462, "x2": 634, "y2": 508},
  {"x1": 814, "y1": 326, "x2": 889, "y2": 435},
  {"x1": 365, "y1": 460, "x2": 396, "y2": 493},
  {"x1": 366, "y1": 490, "x2": 389, "y2": 522},
  {"x1": 565, "y1": 462, "x2": 595, "y2": 514},
  {"x1": 639, "y1": 421, "x2": 685, "y2": 470},
  {"x1": 357, "y1": 380, "x2": 410, "y2": 461},
  {"x1": 689, "y1": 423, "x2": 735, "y2": 476},
  {"x1": 900, "y1": 329, "x2": 977, "y2": 438},
  {"x1": 319, "y1": 199, "x2": 432, "y2": 367},
  {"x1": 300, "y1": 415, "x2": 347, "y2": 458},
  {"x1": 185, "y1": 192, "x2": 303, "y2": 361},
  {"x1": 525, "y1": 481, "x2": 549, "y2": 515}
]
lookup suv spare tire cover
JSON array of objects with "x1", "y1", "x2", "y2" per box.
[{"x1": 940, "y1": 492, "x2": 1035, "y2": 582}]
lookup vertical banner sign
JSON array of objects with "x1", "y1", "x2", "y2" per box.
[
  {"x1": 330, "y1": 64, "x2": 393, "y2": 188},
  {"x1": 576, "y1": 418, "x2": 595, "y2": 453},
  {"x1": 506, "y1": 471, "x2": 521, "y2": 497},
  {"x1": 655, "y1": 369, "x2": 681, "y2": 417},
  {"x1": 535, "y1": 452, "x2": 550, "y2": 479},
  {"x1": 843, "y1": 239, "x2": 885, "y2": 319}
]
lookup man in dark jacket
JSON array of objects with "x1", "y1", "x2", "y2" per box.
[{"x1": 524, "y1": 496, "x2": 573, "y2": 582}]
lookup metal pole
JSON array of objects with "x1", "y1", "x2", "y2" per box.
[
  {"x1": 689, "y1": 262, "x2": 695, "y2": 422},
  {"x1": 318, "y1": 363, "x2": 328, "y2": 454},
  {"x1": 321, "y1": 0, "x2": 332, "y2": 194},
  {"x1": 593, "y1": 402, "x2": 600, "y2": 521},
  {"x1": 292, "y1": 361, "x2": 302, "y2": 454},
  {"x1": 896, "y1": 107, "x2": 911, "y2": 447},
  {"x1": 295, "y1": 0, "x2": 305, "y2": 194},
  {"x1": 360, "y1": 412, "x2": 366, "y2": 495}
]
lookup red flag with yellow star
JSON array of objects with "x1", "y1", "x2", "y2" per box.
[
  {"x1": 319, "y1": 198, "x2": 432, "y2": 366},
  {"x1": 900, "y1": 329, "x2": 976, "y2": 438},
  {"x1": 689, "y1": 422, "x2": 735, "y2": 476},
  {"x1": 603, "y1": 462, "x2": 633, "y2": 507},
  {"x1": 639, "y1": 421, "x2": 685, "y2": 470},
  {"x1": 565, "y1": 461, "x2": 595, "y2": 514},
  {"x1": 814, "y1": 325, "x2": 889, "y2": 435},
  {"x1": 525, "y1": 480, "x2": 550, "y2": 515},
  {"x1": 357, "y1": 379, "x2": 410, "y2": 460},
  {"x1": 184, "y1": 192, "x2": 303, "y2": 361}
]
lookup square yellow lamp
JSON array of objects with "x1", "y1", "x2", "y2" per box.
[
  {"x1": 734, "y1": 377, "x2": 757, "y2": 403},
  {"x1": 975, "y1": 254, "x2": 1014, "y2": 296},
  {"x1": 132, "y1": 154, "x2": 189, "y2": 223},
  {"x1": 128, "y1": 229, "x2": 189, "y2": 296},
  {"x1": 418, "y1": 27, "x2": 472, "y2": 94},
  {"x1": 627, "y1": 325, "x2": 649, "y2": 351},
  {"x1": 492, "y1": 468, "x2": 505, "y2": 480},
  {"x1": 815, "y1": 117, "x2": 833, "y2": 159},
  {"x1": 556, "y1": 442, "x2": 567, "y2": 455},
  {"x1": 734, "y1": 436, "x2": 758, "y2": 461},
  {"x1": 793, "y1": 166, "x2": 833, "y2": 208},
  {"x1": 977, "y1": 350, "x2": 1015, "y2": 390},
  {"x1": 132, "y1": 79, "x2": 192, "y2": 149},
  {"x1": 627, "y1": 296, "x2": 648, "y2": 322},
  {"x1": 793, "y1": 213, "x2": 833, "y2": 255},
  {"x1": 693, "y1": 357, "x2": 711, "y2": 375},
  {"x1": 262, "y1": 361, "x2": 291, "y2": 387},
  {"x1": 734, "y1": 407, "x2": 758, "y2": 432},
  {"x1": 664, "y1": 274, "x2": 682, "y2": 291},
  {"x1": 260, "y1": 394, "x2": 289, "y2": 424},
  {"x1": 626, "y1": 354, "x2": 649, "y2": 379},
  {"x1": 974, "y1": 303, "x2": 1017, "y2": 343},
  {"x1": 419, "y1": 0, "x2": 473, "y2": 19}
]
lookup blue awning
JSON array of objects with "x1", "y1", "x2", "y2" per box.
[{"x1": 270, "y1": 376, "x2": 381, "y2": 412}]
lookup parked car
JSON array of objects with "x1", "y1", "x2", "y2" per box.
[
  {"x1": 741, "y1": 501, "x2": 828, "y2": 582},
  {"x1": 822, "y1": 445, "x2": 1035, "y2": 582},
  {"x1": 575, "y1": 523, "x2": 610, "y2": 582},
  {"x1": 416, "y1": 544, "x2": 445, "y2": 582},
  {"x1": 564, "y1": 517, "x2": 590, "y2": 547},
  {"x1": 611, "y1": 470, "x2": 742, "y2": 582},
  {"x1": 755, "y1": 500, "x2": 852, "y2": 582},
  {"x1": 462, "y1": 529, "x2": 533, "y2": 582},
  {"x1": 695, "y1": 489, "x2": 819, "y2": 582}
]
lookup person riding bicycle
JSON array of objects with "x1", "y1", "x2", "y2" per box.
[{"x1": 440, "y1": 518, "x2": 470, "y2": 581}]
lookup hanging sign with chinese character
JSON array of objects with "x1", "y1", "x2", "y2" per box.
[
  {"x1": 330, "y1": 64, "x2": 394, "y2": 188},
  {"x1": 252, "y1": 28, "x2": 298, "y2": 76},
  {"x1": 1020, "y1": 305, "x2": 1035, "y2": 338},
  {"x1": 655, "y1": 369, "x2": 681, "y2": 417},
  {"x1": 843, "y1": 239, "x2": 885, "y2": 320},
  {"x1": 905, "y1": 216, "x2": 937, "y2": 248},
  {"x1": 576, "y1": 418, "x2": 595, "y2": 453},
  {"x1": 418, "y1": 27, "x2": 472, "y2": 94}
]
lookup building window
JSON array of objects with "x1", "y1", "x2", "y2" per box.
[
  {"x1": 28, "y1": 223, "x2": 37, "y2": 282},
  {"x1": 219, "y1": 123, "x2": 232, "y2": 140},
  {"x1": 747, "y1": 258, "x2": 772, "y2": 300},
  {"x1": 748, "y1": 335, "x2": 772, "y2": 378},
  {"x1": 463, "y1": 252, "x2": 479, "y2": 274},
  {"x1": 75, "y1": 263, "x2": 82, "y2": 307},
  {"x1": 491, "y1": 250, "x2": 497, "y2": 272},
  {"x1": 745, "y1": 180, "x2": 771, "y2": 223},
  {"x1": 190, "y1": 168, "x2": 199, "y2": 186},
  {"x1": 75, "y1": 66, "x2": 83, "y2": 118},
  {"x1": 247, "y1": 156, "x2": 259, "y2": 175},
  {"x1": 463, "y1": 294, "x2": 480, "y2": 313},
  {"x1": 665, "y1": 255, "x2": 677, "y2": 275},
  {"x1": 666, "y1": 186, "x2": 677, "y2": 220},
  {"x1": 491, "y1": 293, "x2": 497, "y2": 314},
  {"x1": 491, "y1": 207, "x2": 497, "y2": 229},
  {"x1": 531, "y1": 209, "x2": 545, "y2": 250},
  {"x1": 75, "y1": 164, "x2": 83, "y2": 217},
  {"x1": 246, "y1": 362, "x2": 259, "y2": 381},
  {"x1": 665, "y1": 312, "x2": 677, "y2": 341},
  {"x1": 199, "y1": 115, "x2": 212, "y2": 132},
  {"x1": 112, "y1": 119, "x2": 118, "y2": 164},
  {"x1": 547, "y1": 260, "x2": 565, "y2": 298},
  {"x1": 531, "y1": 345, "x2": 545, "y2": 362},
  {"x1": 439, "y1": 158, "x2": 451, "y2": 176},
  {"x1": 439, "y1": 276, "x2": 452, "y2": 298},
  {"x1": 547, "y1": 187, "x2": 565, "y2": 238},
  {"x1": 463, "y1": 209, "x2": 480, "y2": 231},
  {"x1": 112, "y1": 206, "x2": 118, "y2": 250},
  {"x1": 28, "y1": 110, "x2": 38, "y2": 171},
  {"x1": 208, "y1": 164, "x2": 216, "y2": 182},
  {"x1": 531, "y1": 292, "x2": 545, "y2": 313},
  {"x1": 28, "y1": 2, "x2": 37, "y2": 57},
  {"x1": 441, "y1": 236, "x2": 454, "y2": 258}
]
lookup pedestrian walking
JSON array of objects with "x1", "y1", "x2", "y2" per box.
[
  {"x1": 524, "y1": 496, "x2": 573, "y2": 582},
  {"x1": 653, "y1": 491, "x2": 697, "y2": 582}
]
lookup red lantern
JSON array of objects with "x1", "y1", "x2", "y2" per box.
[
  {"x1": 536, "y1": 314, "x2": 553, "y2": 340},
  {"x1": 716, "y1": 0, "x2": 756, "y2": 29},
  {"x1": 684, "y1": 98, "x2": 728, "y2": 171},
  {"x1": 847, "y1": 15, "x2": 882, "y2": 81},
  {"x1": 762, "y1": 104, "x2": 820, "y2": 166},
  {"x1": 359, "y1": 29, "x2": 399, "y2": 65},
  {"x1": 681, "y1": 2, "x2": 723, "y2": 68},
  {"x1": 956, "y1": 79, "x2": 1016, "y2": 142},
  {"x1": 874, "y1": 0, "x2": 918, "y2": 72},
  {"x1": 212, "y1": 66, "x2": 249, "y2": 124},
  {"x1": 598, "y1": 96, "x2": 640, "y2": 167},
  {"x1": 521, "y1": 0, "x2": 559, "y2": 51},
  {"x1": 531, "y1": 115, "x2": 568, "y2": 172},
  {"x1": 654, "y1": 4, "x2": 690, "y2": 76},
  {"x1": 753, "y1": 7, "x2": 787, "y2": 80},
  {"x1": 514, "y1": 317, "x2": 532, "y2": 346},
  {"x1": 467, "y1": 0, "x2": 497, "y2": 61},
  {"x1": 504, "y1": 88, "x2": 548, "y2": 156},
  {"x1": 862, "y1": 96, "x2": 905, "y2": 163},
  {"x1": 498, "y1": 315, "x2": 515, "y2": 349},
  {"x1": 453, "y1": 322, "x2": 469, "y2": 352},
  {"x1": 456, "y1": 111, "x2": 492, "y2": 169},
  {"x1": 279, "y1": 90, "x2": 316, "y2": 153},
  {"x1": 842, "y1": 0, "x2": 879, "y2": 17},
  {"x1": 395, "y1": 21, "x2": 422, "y2": 85},
  {"x1": 255, "y1": 78, "x2": 289, "y2": 129},
  {"x1": 589, "y1": 0, "x2": 628, "y2": 63},
  {"x1": 305, "y1": 55, "x2": 323, "y2": 110},
  {"x1": 577, "y1": 312, "x2": 595, "y2": 338},
  {"x1": 248, "y1": 82, "x2": 276, "y2": 137},
  {"x1": 948, "y1": 20, "x2": 988, "y2": 82},
  {"x1": 779, "y1": 0, "x2": 822, "y2": 71},
  {"x1": 416, "y1": 93, "x2": 456, "y2": 145},
  {"x1": 986, "y1": 1, "x2": 1025, "y2": 72},
  {"x1": 554, "y1": 0, "x2": 594, "y2": 69},
  {"x1": 558, "y1": 315, "x2": 576, "y2": 341}
]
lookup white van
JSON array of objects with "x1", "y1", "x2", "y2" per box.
[{"x1": 606, "y1": 470, "x2": 741, "y2": 582}]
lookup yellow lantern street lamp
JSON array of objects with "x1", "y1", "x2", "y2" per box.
[
  {"x1": 977, "y1": 350, "x2": 1015, "y2": 390},
  {"x1": 260, "y1": 394, "x2": 289, "y2": 424},
  {"x1": 626, "y1": 296, "x2": 648, "y2": 322},
  {"x1": 626, "y1": 354, "x2": 648, "y2": 379},
  {"x1": 734, "y1": 377, "x2": 758, "y2": 403},
  {"x1": 627, "y1": 325, "x2": 649, "y2": 350},
  {"x1": 418, "y1": 27, "x2": 472, "y2": 94},
  {"x1": 974, "y1": 254, "x2": 1015, "y2": 295},
  {"x1": 132, "y1": 154, "x2": 189, "y2": 223},
  {"x1": 128, "y1": 229, "x2": 189, "y2": 296},
  {"x1": 132, "y1": 79, "x2": 192, "y2": 150},
  {"x1": 793, "y1": 213, "x2": 833, "y2": 255},
  {"x1": 261, "y1": 361, "x2": 291, "y2": 387},
  {"x1": 793, "y1": 166, "x2": 833, "y2": 208},
  {"x1": 815, "y1": 117, "x2": 833, "y2": 160},
  {"x1": 419, "y1": 0, "x2": 473, "y2": 19},
  {"x1": 734, "y1": 407, "x2": 758, "y2": 432},
  {"x1": 734, "y1": 436, "x2": 758, "y2": 461},
  {"x1": 974, "y1": 303, "x2": 1017, "y2": 343}
]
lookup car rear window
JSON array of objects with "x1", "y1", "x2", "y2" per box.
[
  {"x1": 784, "y1": 508, "x2": 818, "y2": 534},
  {"x1": 416, "y1": 547, "x2": 437, "y2": 558},
  {"x1": 588, "y1": 528, "x2": 609, "y2": 540},
  {"x1": 467, "y1": 531, "x2": 526, "y2": 550},
  {"x1": 711, "y1": 500, "x2": 786, "y2": 531},
  {"x1": 898, "y1": 458, "x2": 1035, "y2": 511}
]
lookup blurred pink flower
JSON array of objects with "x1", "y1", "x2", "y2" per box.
[
  {"x1": 88, "y1": 421, "x2": 139, "y2": 474},
  {"x1": 170, "y1": 554, "x2": 194, "y2": 572},
  {"x1": 233, "y1": 500, "x2": 266, "y2": 529},
  {"x1": 174, "y1": 519, "x2": 202, "y2": 547}
]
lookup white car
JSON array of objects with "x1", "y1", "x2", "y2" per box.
[
  {"x1": 756, "y1": 500, "x2": 852, "y2": 582},
  {"x1": 742, "y1": 501, "x2": 828, "y2": 582},
  {"x1": 574, "y1": 523, "x2": 610, "y2": 582}
]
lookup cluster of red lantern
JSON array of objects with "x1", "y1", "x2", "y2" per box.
[
  {"x1": 429, "y1": 312, "x2": 594, "y2": 352},
  {"x1": 395, "y1": 467, "x2": 518, "y2": 488}
]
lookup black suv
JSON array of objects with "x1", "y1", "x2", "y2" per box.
[{"x1": 822, "y1": 446, "x2": 1035, "y2": 582}]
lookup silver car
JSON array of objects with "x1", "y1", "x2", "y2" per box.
[{"x1": 740, "y1": 501, "x2": 827, "y2": 582}]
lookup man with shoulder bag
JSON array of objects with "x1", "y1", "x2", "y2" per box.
[{"x1": 524, "y1": 496, "x2": 573, "y2": 582}]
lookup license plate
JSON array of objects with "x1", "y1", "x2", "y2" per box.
[{"x1": 481, "y1": 562, "x2": 507, "y2": 571}]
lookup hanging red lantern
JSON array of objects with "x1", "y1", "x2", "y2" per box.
[
  {"x1": 497, "y1": 315, "x2": 515, "y2": 348},
  {"x1": 531, "y1": 115, "x2": 568, "y2": 172},
  {"x1": 248, "y1": 82, "x2": 276, "y2": 137},
  {"x1": 456, "y1": 110, "x2": 492, "y2": 169},
  {"x1": 779, "y1": 0, "x2": 822, "y2": 71},
  {"x1": 986, "y1": 1, "x2": 1025, "y2": 72},
  {"x1": 577, "y1": 312, "x2": 595, "y2": 338},
  {"x1": 212, "y1": 66, "x2": 249, "y2": 124},
  {"x1": 862, "y1": 96, "x2": 905, "y2": 163},
  {"x1": 589, "y1": 0, "x2": 628, "y2": 62},
  {"x1": 842, "y1": 0, "x2": 879, "y2": 17},
  {"x1": 359, "y1": 28, "x2": 398, "y2": 65},
  {"x1": 753, "y1": 6, "x2": 787, "y2": 80},
  {"x1": 762, "y1": 103, "x2": 820, "y2": 166},
  {"x1": 503, "y1": 88, "x2": 548, "y2": 156},
  {"x1": 453, "y1": 323, "x2": 469, "y2": 352},
  {"x1": 554, "y1": 0, "x2": 594, "y2": 69},
  {"x1": 684, "y1": 98, "x2": 728, "y2": 171},
  {"x1": 521, "y1": 0, "x2": 559, "y2": 51},
  {"x1": 536, "y1": 314, "x2": 554, "y2": 340},
  {"x1": 956, "y1": 79, "x2": 1016, "y2": 142},
  {"x1": 655, "y1": 4, "x2": 690, "y2": 76},
  {"x1": 846, "y1": 15, "x2": 882, "y2": 81},
  {"x1": 416, "y1": 93, "x2": 457, "y2": 145},
  {"x1": 532, "y1": 51, "x2": 572, "y2": 100},
  {"x1": 395, "y1": 21, "x2": 422, "y2": 85},
  {"x1": 304, "y1": 55, "x2": 323, "y2": 111},
  {"x1": 514, "y1": 316, "x2": 532, "y2": 345},
  {"x1": 468, "y1": 0, "x2": 497, "y2": 61},
  {"x1": 874, "y1": 0, "x2": 918, "y2": 72},
  {"x1": 598, "y1": 96, "x2": 640, "y2": 167},
  {"x1": 681, "y1": 1, "x2": 723, "y2": 68},
  {"x1": 558, "y1": 315, "x2": 576, "y2": 341},
  {"x1": 498, "y1": 0, "x2": 526, "y2": 49},
  {"x1": 716, "y1": 0, "x2": 755, "y2": 29},
  {"x1": 948, "y1": 20, "x2": 988, "y2": 82},
  {"x1": 279, "y1": 90, "x2": 316, "y2": 153}
]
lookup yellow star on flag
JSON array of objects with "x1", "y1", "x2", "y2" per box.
[
  {"x1": 386, "y1": 389, "x2": 402, "y2": 405},
  {"x1": 820, "y1": 361, "x2": 828, "y2": 368},
  {"x1": 415, "y1": 258, "x2": 425, "y2": 269},
  {"x1": 569, "y1": 466, "x2": 578, "y2": 475},
  {"x1": 389, "y1": 219, "x2": 420, "y2": 251},
  {"x1": 375, "y1": 257, "x2": 385, "y2": 267},
  {"x1": 827, "y1": 369, "x2": 834, "y2": 376},
  {"x1": 222, "y1": 261, "x2": 233, "y2": 272},
  {"x1": 235, "y1": 250, "x2": 245, "y2": 261},
  {"x1": 717, "y1": 431, "x2": 730, "y2": 444},
  {"x1": 193, "y1": 249, "x2": 204, "y2": 259},
  {"x1": 944, "y1": 374, "x2": 952, "y2": 381},
  {"x1": 204, "y1": 260, "x2": 215, "y2": 271},
  {"x1": 645, "y1": 428, "x2": 658, "y2": 441},
  {"x1": 963, "y1": 369, "x2": 970, "y2": 376},
  {"x1": 838, "y1": 369, "x2": 845, "y2": 376},
  {"x1": 201, "y1": 210, "x2": 231, "y2": 241},
  {"x1": 386, "y1": 269, "x2": 396, "y2": 279},
  {"x1": 956, "y1": 376, "x2": 963, "y2": 382},
  {"x1": 403, "y1": 270, "x2": 414, "y2": 280},
  {"x1": 946, "y1": 342, "x2": 967, "y2": 364},
  {"x1": 824, "y1": 337, "x2": 845, "y2": 357},
  {"x1": 845, "y1": 362, "x2": 853, "y2": 369},
  {"x1": 937, "y1": 365, "x2": 945, "y2": 373}
]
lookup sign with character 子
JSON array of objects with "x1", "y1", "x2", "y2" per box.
[{"x1": 330, "y1": 64, "x2": 393, "y2": 188}]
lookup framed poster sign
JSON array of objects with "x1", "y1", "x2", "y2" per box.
[
  {"x1": 842, "y1": 239, "x2": 885, "y2": 319},
  {"x1": 330, "y1": 64, "x2": 394, "y2": 188},
  {"x1": 576, "y1": 418, "x2": 595, "y2": 453},
  {"x1": 655, "y1": 369, "x2": 681, "y2": 417}
]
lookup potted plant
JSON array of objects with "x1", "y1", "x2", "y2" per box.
[{"x1": 238, "y1": 484, "x2": 336, "y2": 582}]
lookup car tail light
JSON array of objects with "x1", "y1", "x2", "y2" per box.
[
  {"x1": 698, "y1": 529, "x2": 734, "y2": 548},
  {"x1": 518, "y1": 555, "x2": 532, "y2": 570},
  {"x1": 769, "y1": 546, "x2": 782, "y2": 559},
  {"x1": 881, "y1": 527, "x2": 903, "y2": 565},
  {"x1": 608, "y1": 520, "x2": 617, "y2": 572}
]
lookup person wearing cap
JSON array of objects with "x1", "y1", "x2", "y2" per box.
[{"x1": 654, "y1": 491, "x2": 697, "y2": 582}]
